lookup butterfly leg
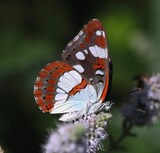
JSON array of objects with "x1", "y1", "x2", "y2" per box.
[{"x1": 83, "y1": 101, "x2": 94, "y2": 120}]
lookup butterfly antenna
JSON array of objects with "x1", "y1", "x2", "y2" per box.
[
  {"x1": 119, "y1": 88, "x2": 141, "y2": 99},
  {"x1": 109, "y1": 88, "x2": 141, "y2": 104},
  {"x1": 110, "y1": 88, "x2": 146, "y2": 113},
  {"x1": 130, "y1": 106, "x2": 146, "y2": 113}
]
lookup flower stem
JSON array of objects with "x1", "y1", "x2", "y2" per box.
[{"x1": 108, "y1": 119, "x2": 134, "y2": 152}]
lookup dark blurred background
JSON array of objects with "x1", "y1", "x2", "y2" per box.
[{"x1": 0, "y1": 0, "x2": 160, "y2": 153}]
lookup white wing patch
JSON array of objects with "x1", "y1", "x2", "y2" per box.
[
  {"x1": 73, "y1": 35, "x2": 79, "y2": 41},
  {"x1": 89, "y1": 45, "x2": 107, "y2": 59},
  {"x1": 101, "y1": 48, "x2": 106, "y2": 58},
  {"x1": 51, "y1": 101, "x2": 85, "y2": 114},
  {"x1": 96, "y1": 30, "x2": 102, "y2": 36},
  {"x1": 76, "y1": 51, "x2": 85, "y2": 60},
  {"x1": 95, "y1": 70, "x2": 104, "y2": 75},
  {"x1": 78, "y1": 30, "x2": 83, "y2": 36},
  {"x1": 63, "y1": 72, "x2": 78, "y2": 86},
  {"x1": 34, "y1": 85, "x2": 38, "y2": 90},
  {"x1": 89, "y1": 46, "x2": 98, "y2": 57},
  {"x1": 56, "y1": 88, "x2": 65, "y2": 93},
  {"x1": 95, "y1": 45, "x2": 103, "y2": 58},
  {"x1": 57, "y1": 70, "x2": 82, "y2": 94},
  {"x1": 58, "y1": 82, "x2": 72, "y2": 92},
  {"x1": 84, "y1": 49, "x2": 88, "y2": 54},
  {"x1": 105, "y1": 48, "x2": 108, "y2": 59},
  {"x1": 59, "y1": 75, "x2": 76, "y2": 87},
  {"x1": 69, "y1": 70, "x2": 82, "y2": 83},
  {"x1": 96, "y1": 82, "x2": 104, "y2": 100},
  {"x1": 73, "y1": 65, "x2": 84, "y2": 73},
  {"x1": 55, "y1": 94, "x2": 68, "y2": 101},
  {"x1": 102, "y1": 31, "x2": 105, "y2": 38}
]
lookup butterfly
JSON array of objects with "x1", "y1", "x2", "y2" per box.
[{"x1": 34, "y1": 19, "x2": 112, "y2": 121}]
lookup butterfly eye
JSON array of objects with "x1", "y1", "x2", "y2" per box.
[
  {"x1": 49, "y1": 72, "x2": 52, "y2": 74},
  {"x1": 43, "y1": 96, "x2": 46, "y2": 99}
]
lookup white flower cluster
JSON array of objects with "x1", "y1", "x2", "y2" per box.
[
  {"x1": 43, "y1": 112, "x2": 112, "y2": 153},
  {"x1": 121, "y1": 73, "x2": 160, "y2": 125},
  {"x1": 43, "y1": 123, "x2": 86, "y2": 153},
  {"x1": 148, "y1": 73, "x2": 160, "y2": 122},
  {"x1": 85, "y1": 112, "x2": 111, "y2": 153}
]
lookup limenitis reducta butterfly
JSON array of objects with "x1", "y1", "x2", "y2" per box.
[{"x1": 34, "y1": 19, "x2": 112, "y2": 121}]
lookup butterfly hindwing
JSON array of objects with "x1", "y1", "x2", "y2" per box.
[{"x1": 34, "y1": 61, "x2": 89, "y2": 113}]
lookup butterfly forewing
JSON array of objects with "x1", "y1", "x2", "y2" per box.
[{"x1": 62, "y1": 19, "x2": 109, "y2": 102}]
